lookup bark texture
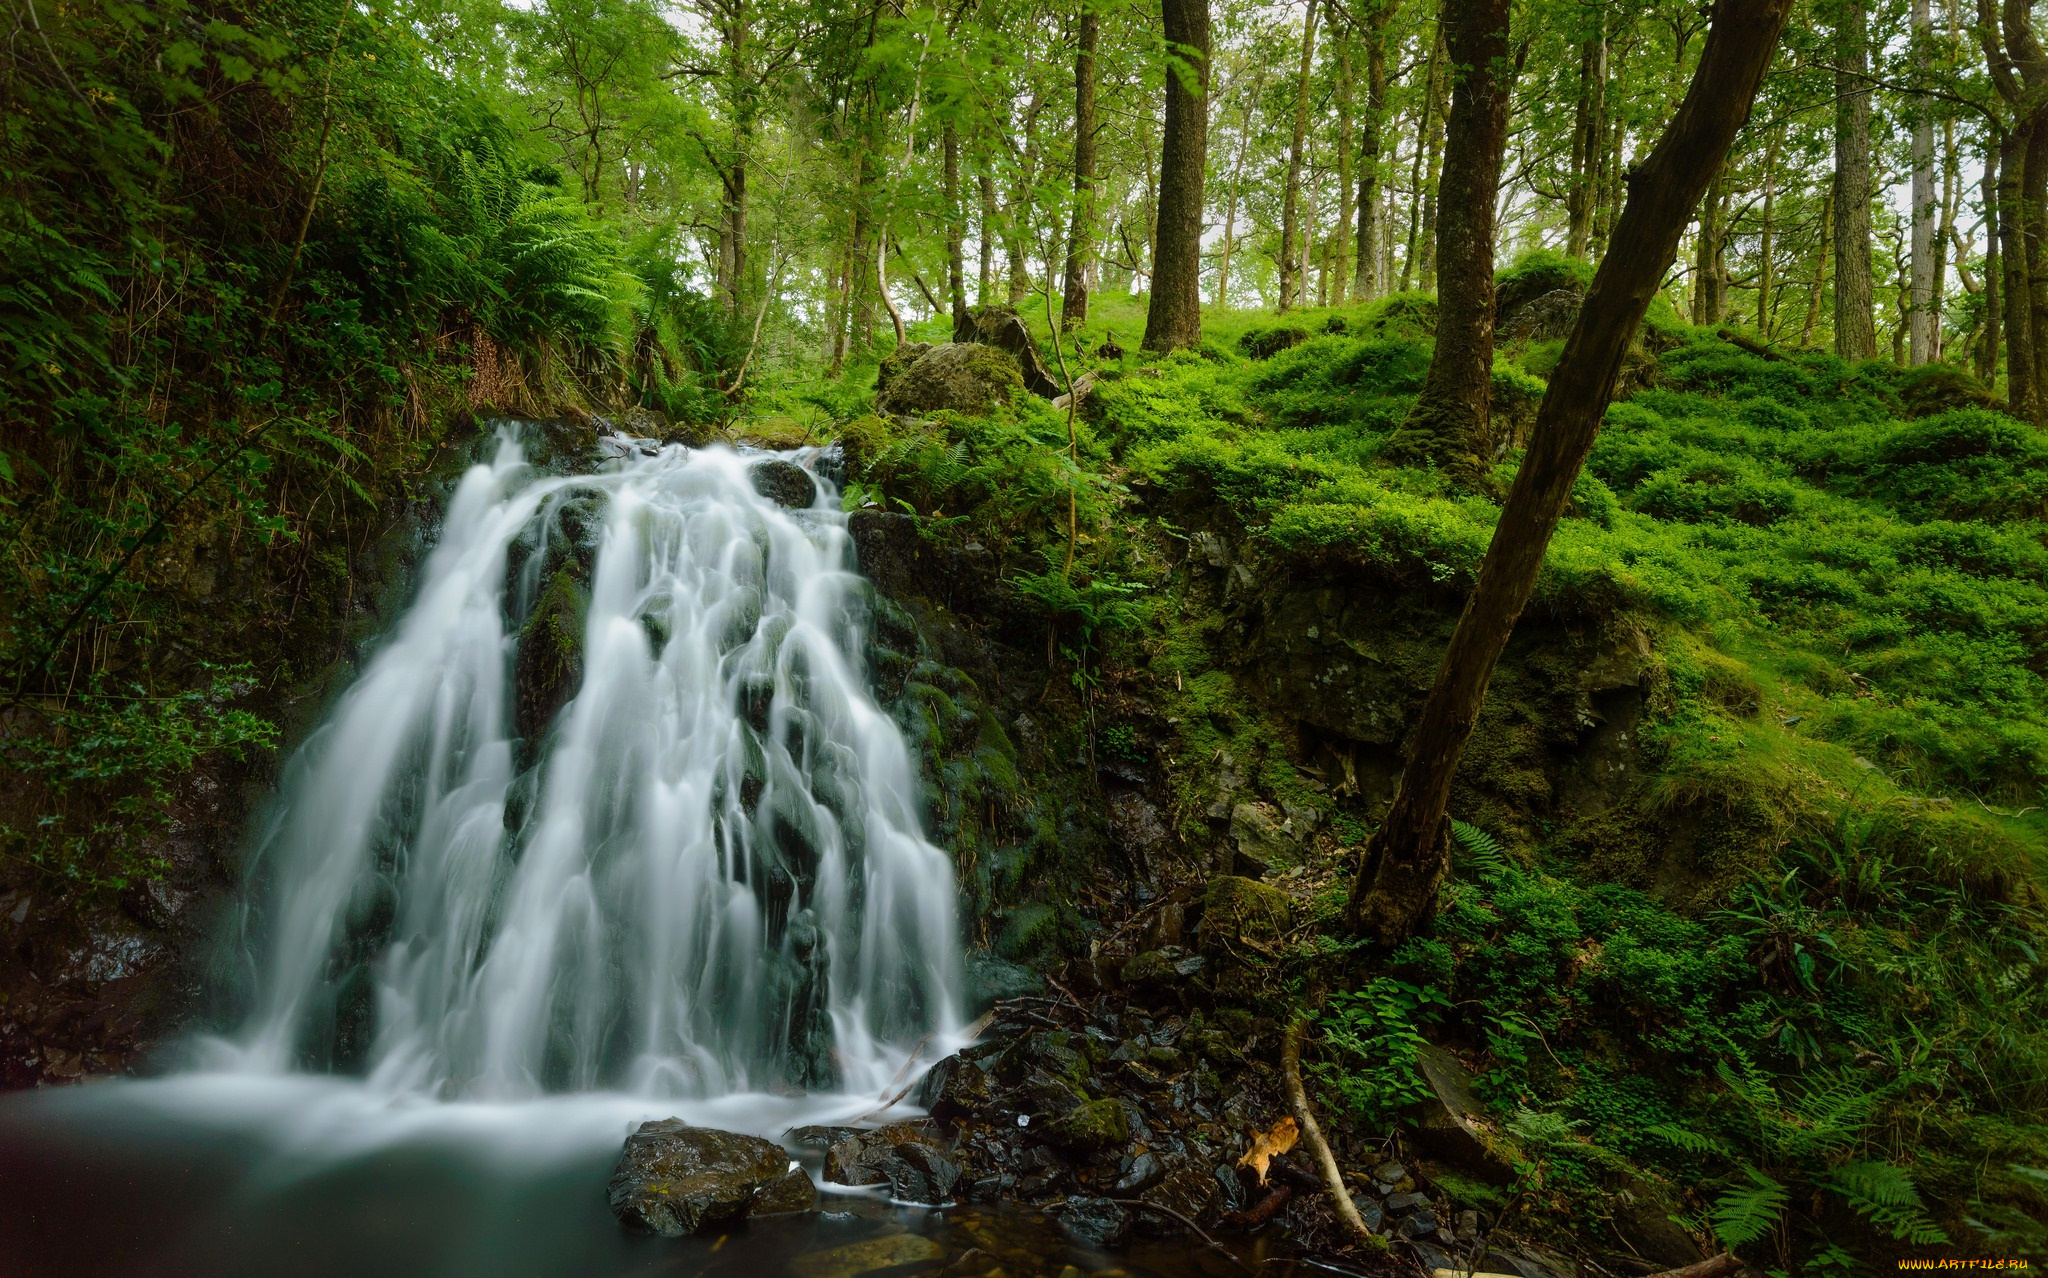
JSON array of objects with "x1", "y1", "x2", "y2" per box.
[
  {"x1": 1379, "y1": 0, "x2": 1513, "y2": 482},
  {"x1": 1347, "y1": 0, "x2": 1795, "y2": 944},
  {"x1": 1831, "y1": 0, "x2": 1878, "y2": 361},
  {"x1": 1143, "y1": 0, "x2": 1210, "y2": 352}
]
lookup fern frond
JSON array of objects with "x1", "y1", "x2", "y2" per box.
[
  {"x1": 1450, "y1": 818, "x2": 1510, "y2": 879},
  {"x1": 1709, "y1": 1167, "x2": 1788, "y2": 1250},
  {"x1": 1830, "y1": 1161, "x2": 1950, "y2": 1245},
  {"x1": 1647, "y1": 1121, "x2": 1734, "y2": 1158}
]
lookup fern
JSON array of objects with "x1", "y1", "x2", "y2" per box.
[
  {"x1": 1710, "y1": 1167, "x2": 1789, "y2": 1250},
  {"x1": 1450, "y1": 818, "x2": 1510, "y2": 879},
  {"x1": 1829, "y1": 1161, "x2": 1950, "y2": 1245},
  {"x1": 1647, "y1": 1121, "x2": 1734, "y2": 1158}
]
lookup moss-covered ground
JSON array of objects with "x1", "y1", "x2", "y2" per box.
[{"x1": 818, "y1": 263, "x2": 2048, "y2": 1268}]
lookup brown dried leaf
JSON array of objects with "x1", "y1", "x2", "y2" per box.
[{"x1": 1234, "y1": 1115, "x2": 1299, "y2": 1185}]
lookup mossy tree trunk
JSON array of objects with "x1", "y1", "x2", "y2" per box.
[
  {"x1": 945, "y1": 124, "x2": 968, "y2": 325},
  {"x1": 1347, "y1": 0, "x2": 1795, "y2": 946},
  {"x1": 1143, "y1": 0, "x2": 1209, "y2": 352},
  {"x1": 1353, "y1": 0, "x2": 1397, "y2": 302},
  {"x1": 1379, "y1": 0, "x2": 1513, "y2": 483}
]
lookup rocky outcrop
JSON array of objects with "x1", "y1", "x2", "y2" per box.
[
  {"x1": 606, "y1": 1119, "x2": 814, "y2": 1236},
  {"x1": 792, "y1": 1120, "x2": 963, "y2": 1205}
]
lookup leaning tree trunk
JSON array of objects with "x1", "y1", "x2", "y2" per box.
[
  {"x1": 1378, "y1": 0, "x2": 1513, "y2": 482},
  {"x1": 1832, "y1": 0, "x2": 1879, "y2": 361},
  {"x1": 1346, "y1": 0, "x2": 1795, "y2": 945},
  {"x1": 1143, "y1": 0, "x2": 1210, "y2": 352},
  {"x1": 1062, "y1": 4, "x2": 1100, "y2": 330}
]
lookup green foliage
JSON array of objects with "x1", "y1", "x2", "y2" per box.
[
  {"x1": 3, "y1": 668, "x2": 278, "y2": 893},
  {"x1": 1311, "y1": 975, "x2": 1452, "y2": 1128}
]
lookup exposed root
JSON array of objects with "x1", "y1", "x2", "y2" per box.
[{"x1": 1282, "y1": 1013, "x2": 1382, "y2": 1250}]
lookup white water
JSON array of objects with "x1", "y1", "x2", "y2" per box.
[{"x1": 213, "y1": 430, "x2": 961, "y2": 1103}]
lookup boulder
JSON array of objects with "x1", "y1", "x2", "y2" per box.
[
  {"x1": 606, "y1": 1119, "x2": 808, "y2": 1236},
  {"x1": 1227, "y1": 800, "x2": 1313, "y2": 874},
  {"x1": 1498, "y1": 287, "x2": 1585, "y2": 344},
  {"x1": 751, "y1": 1165, "x2": 819, "y2": 1214},
  {"x1": 953, "y1": 304, "x2": 1063, "y2": 398},
  {"x1": 875, "y1": 341, "x2": 1026, "y2": 415},
  {"x1": 1196, "y1": 876, "x2": 1291, "y2": 956},
  {"x1": 876, "y1": 340, "x2": 934, "y2": 406},
  {"x1": 821, "y1": 1121, "x2": 961, "y2": 1204},
  {"x1": 1040, "y1": 1097, "x2": 1130, "y2": 1152},
  {"x1": 749, "y1": 459, "x2": 817, "y2": 508},
  {"x1": 1413, "y1": 1044, "x2": 1516, "y2": 1182}
]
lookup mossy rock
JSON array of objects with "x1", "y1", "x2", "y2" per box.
[
  {"x1": 1197, "y1": 875, "x2": 1291, "y2": 954},
  {"x1": 1896, "y1": 362, "x2": 2003, "y2": 419},
  {"x1": 1041, "y1": 1097, "x2": 1131, "y2": 1152},
  {"x1": 875, "y1": 342, "x2": 1024, "y2": 416},
  {"x1": 1239, "y1": 324, "x2": 1311, "y2": 360},
  {"x1": 516, "y1": 568, "x2": 586, "y2": 744}
]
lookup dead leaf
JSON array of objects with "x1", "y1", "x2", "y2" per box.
[{"x1": 1234, "y1": 1115, "x2": 1299, "y2": 1185}]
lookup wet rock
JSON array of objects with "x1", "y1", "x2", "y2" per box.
[
  {"x1": 1145, "y1": 1157, "x2": 1220, "y2": 1224},
  {"x1": 1412, "y1": 1242, "x2": 1457, "y2": 1274},
  {"x1": 752, "y1": 1165, "x2": 820, "y2": 1214},
  {"x1": 1385, "y1": 1191, "x2": 1429, "y2": 1215},
  {"x1": 916, "y1": 1053, "x2": 995, "y2": 1120},
  {"x1": 790, "y1": 1233, "x2": 946, "y2": 1278},
  {"x1": 1350, "y1": 1196, "x2": 1386, "y2": 1232},
  {"x1": 1057, "y1": 1196, "x2": 1133, "y2": 1248},
  {"x1": 1373, "y1": 1160, "x2": 1408, "y2": 1183},
  {"x1": 966, "y1": 950, "x2": 1044, "y2": 1006},
  {"x1": 876, "y1": 341, "x2": 1027, "y2": 415},
  {"x1": 1196, "y1": 876, "x2": 1291, "y2": 955},
  {"x1": 1402, "y1": 1208, "x2": 1441, "y2": 1238},
  {"x1": 1041, "y1": 1098, "x2": 1130, "y2": 1152},
  {"x1": 750, "y1": 459, "x2": 817, "y2": 508},
  {"x1": 606, "y1": 1119, "x2": 795, "y2": 1236},
  {"x1": 822, "y1": 1122, "x2": 961, "y2": 1204},
  {"x1": 1114, "y1": 1151, "x2": 1164, "y2": 1193}
]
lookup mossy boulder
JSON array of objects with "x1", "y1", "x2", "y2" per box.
[
  {"x1": 1041, "y1": 1097, "x2": 1131, "y2": 1152},
  {"x1": 1239, "y1": 324, "x2": 1311, "y2": 360},
  {"x1": 749, "y1": 458, "x2": 817, "y2": 508},
  {"x1": 606, "y1": 1119, "x2": 807, "y2": 1236},
  {"x1": 1197, "y1": 875, "x2": 1292, "y2": 955},
  {"x1": 875, "y1": 342, "x2": 1025, "y2": 416}
]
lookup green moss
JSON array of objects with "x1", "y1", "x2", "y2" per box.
[{"x1": 1199, "y1": 875, "x2": 1292, "y2": 953}]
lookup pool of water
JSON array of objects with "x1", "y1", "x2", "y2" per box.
[{"x1": 0, "y1": 1075, "x2": 1283, "y2": 1278}]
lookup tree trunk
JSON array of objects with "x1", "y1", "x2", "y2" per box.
[
  {"x1": 946, "y1": 125, "x2": 968, "y2": 324},
  {"x1": 1217, "y1": 67, "x2": 1263, "y2": 307},
  {"x1": 1399, "y1": 35, "x2": 1443, "y2": 293},
  {"x1": 1832, "y1": 0, "x2": 1878, "y2": 360},
  {"x1": 1758, "y1": 129, "x2": 1779, "y2": 335},
  {"x1": 1692, "y1": 165, "x2": 1724, "y2": 324},
  {"x1": 1062, "y1": 4, "x2": 1100, "y2": 330},
  {"x1": 1980, "y1": 150, "x2": 2003, "y2": 385},
  {"x1": 1354, "y1": 6, "x2": 1395, "y2": 300},
  {"x1": 1802, "y1": 189, "x2": 1831, "y2": 347},
  {"x1": 1999, "y1": 124, "x2": 2033, "y2": 413},
  {"x1": 978, "y1": 169, "x2": 998, "y2": 305},
  {"x1": 1909, "y1": 0, "x2": 1936, "y2": 363},
  {"x1": 1378, "y1": 0, "x2": 1513, "y2": 480},
  {"x1": 1565, "y1": 29, "x2": 1607, "y2": 259},
  {"x1": 1346, "y1": 0, "x2": 1795, "y2": 945},
  {"x1": 1416, "y1": 38, "x2": 1450, "y2": 291},
  {"x1": 1278, "y1": 0, "x2": 1321, "y2": 313},
  {"x1": 1143, "y1": 0, "x2": 1210, "y2": 352},
  {"x1": 1332, "y1": 35, "x2": 1356, "y2": 305}
]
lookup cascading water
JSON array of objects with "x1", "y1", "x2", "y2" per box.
[
  {"x1": 0, "y1": 430, "x2": 1008, "y2": 1278},
  {"x1": 228, "y1": 429, "x2": 961, "y2": 1100}
]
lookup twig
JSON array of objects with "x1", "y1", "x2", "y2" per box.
[
  {"x1": 1107, "y1": 1199, "x2": 1256, "y2": 1275},
  {"x1": 1642, "y1": 1255, "x2": 1744, "y2": 1278},
  {"x1": 1282, "y1": 1014, "x2": 1378, "y2": 1248}
]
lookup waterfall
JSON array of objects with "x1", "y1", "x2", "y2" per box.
[{"x1": 225, "y1": 429, "x2": 960, "y2": 1102}]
